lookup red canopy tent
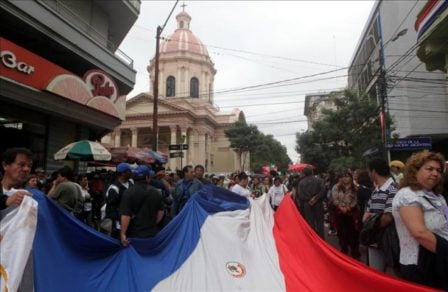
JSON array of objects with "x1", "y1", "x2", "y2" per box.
[
  {"x1": 108, "y1": 146, "x2": 155, "y2": 164},
  {"x1": 288, "y1": 163, "x2": 315, "y2": 172}
]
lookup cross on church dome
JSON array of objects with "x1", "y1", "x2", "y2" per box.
[
  {"x1": 161, "y1": 10, "x2": 209, "y2": 57},
  {"x1": 176, "y1": 9, "x2": 191, "y2": 30}
]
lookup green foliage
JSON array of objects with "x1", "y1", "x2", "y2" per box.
[
  {"x1": 251, "y1": 134, "x2": 291, "y2": 173},
  {"x1": 296, "y1": 90, "x2": 393, "y2": 172},
  {"x1": 225, "y1": 121, "x2": 291, "y2": 172},
  {"x1": 225, "y1": 121, "x2": 262, "y2": 170}
]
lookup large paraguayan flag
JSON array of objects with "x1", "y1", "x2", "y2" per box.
[{"x1": 0, "y1": 185, "x2": 437, "y2": 291}]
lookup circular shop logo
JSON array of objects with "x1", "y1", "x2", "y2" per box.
[{"x1": 225, "y1": 261, "x2": 246, "y2": 278}]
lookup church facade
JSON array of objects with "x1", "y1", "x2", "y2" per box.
[{"x1": 103, "y1": 10, "x2": 248, "y2": 173}]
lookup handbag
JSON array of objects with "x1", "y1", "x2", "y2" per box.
[{"x1": 359, "y1": 213, "x2": 382, "y2": 246}]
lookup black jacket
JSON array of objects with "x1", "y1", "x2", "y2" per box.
[
  {"x1": 0, "y1": 183, "x2": 7, "y2": 210},
  {"x1": 0, "y1": 195, "x2": 7, "y2": 210},
  {"x1": 417, "y1": 233, "x2": 448, "y2": 290}
]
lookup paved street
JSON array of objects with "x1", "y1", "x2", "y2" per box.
[{"x1": 324, "y1": 223, "x2": 368, "y2": 265}]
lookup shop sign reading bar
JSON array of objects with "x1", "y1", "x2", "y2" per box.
[{"x1": 0, "y1": 50, "x2": 35, "y2": 75}]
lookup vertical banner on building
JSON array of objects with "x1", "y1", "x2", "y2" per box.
[{"x1": 0, "y1": 195, "x2": 38, "y2": 291}]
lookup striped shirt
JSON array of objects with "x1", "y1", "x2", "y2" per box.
[{"x1": 366, "y1": 177, "x2": 398, "y2": 214}]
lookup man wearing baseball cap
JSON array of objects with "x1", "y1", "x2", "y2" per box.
[
  {"x1": 104, "y1": 162, "x2": 135, "y2": 239},
  {"x1": 120, "y1": 165, "x2": 164, "y2": 246}
]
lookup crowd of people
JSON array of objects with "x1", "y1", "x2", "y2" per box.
[{"x1": 1, "y1": 146, "x2": 447, "y2": 290}]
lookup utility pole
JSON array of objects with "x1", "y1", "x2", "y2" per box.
[
  {"x1": 378, "y1": 62, "x2": 391, "y2": 162},
  {"x1": 152, "y1": 0, "x2": 179, "y2": 151},
  {"x1": 152, "y1": 26, "x2": 162, "y2": 151}
]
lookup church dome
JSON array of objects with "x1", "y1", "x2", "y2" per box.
[{"x1": 160, "y1": 11, "x2": 210, "y2": 57}]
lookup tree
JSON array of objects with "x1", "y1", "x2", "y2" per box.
[
  {"x1": 225, "y1": 121, "x2": 291, "y2": 172},
  {"x1": 296, "y1": 90, "x2": 393, "y2": 172},
  {"x1": 224, "y1": 121, "x2": 261, "y2": 170},
  {"x1": 251, "y1": 134, "x2": 291, "y2": 173}
]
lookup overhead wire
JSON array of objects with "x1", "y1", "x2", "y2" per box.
[{"x1": 125, "y1": 6, "x2": 446, "y2": 142}]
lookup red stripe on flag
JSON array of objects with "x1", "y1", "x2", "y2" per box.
[
  {"x1": 273, "y1": 196, "x2": 437, "y2": 292},
  {"x1": 415, "y1": 0, "x2": 440, "y2": 31}
]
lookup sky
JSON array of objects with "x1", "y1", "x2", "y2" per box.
[{"x1": 119, "y1": 1, "x2": 375, "y2": 163}]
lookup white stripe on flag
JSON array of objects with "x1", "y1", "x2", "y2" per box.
[
  {"x1": 0, "y1": 196, "x2": 38, "y2": 292},
  {"x1": 153, "y1": 195, "x2": 285, "y2": 291},
  {"x1": 417, "y1": 0, "x2": 446, "y2": 34}
]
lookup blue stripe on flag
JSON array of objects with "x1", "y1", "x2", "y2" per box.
[{"x1": 31, "y1": 185, "x2": 248, "y2": 291}]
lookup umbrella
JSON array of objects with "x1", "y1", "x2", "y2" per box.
[
  {"x1": 109, "y1": 146, "x2": 155, "y2": 164},
  {"x1": 288, "y1": 163, "x2": 315, "y2": 172},
  {"x1": 54, "y1": 140, "x2": 112, "y2": 161},
  {"x1": 147, "y1": 150, "x2": 168, "y2": 164}
]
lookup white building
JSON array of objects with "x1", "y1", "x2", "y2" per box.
[
  {"x1": 304, "y1": 90, "x2": 345, "y2": 130},
  {"x1": 348, "y1": 0, "x2": 448, "y2": 157}
]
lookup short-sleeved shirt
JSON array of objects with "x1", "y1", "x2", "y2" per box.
[
  {"x1": 366, "y1": 177, "x2": 398, "y2": 214},
  {"x1": 268, "y1": 184, "x2": 287, "y2": 207},
  {"x1": 50, "y1": 181, "x2": 83, "y2": 214},
  {"x1": 120, "y1": 184, "x2": 164, "y2": 238},
  {"x1": 392, "y1": 187, "x2": 448, "y2": 265}
]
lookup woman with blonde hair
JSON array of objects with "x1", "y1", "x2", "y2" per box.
[{"x1": 392, "y1": 150, "x2": 448, "y2": 289}]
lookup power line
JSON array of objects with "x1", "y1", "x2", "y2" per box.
[
  {"x1": 246, "y1": 108, "x2": 300, "y2": 118},
  {"x1": 254, "y1": 118, "x2": 309, "y2": 125},
  {"x1": 219, "y1": 100, "x2": 306, "y2": 108},
  {"x1": 212, "y1": 69, "x2": 348, "y2": 95},
  {"x1": 134, "y1": 23, "x2": 345, "y2": 68},
  {"x1": 388, "y1": 63, "x2": 423, "y2": 91},
  {"x1": 171, "y1": 74, "x2": 348, "y2": 100},
  {"x1": 215, "y1": 87, "x2": 345, "y2": 98},
  {"x1": 215, "y1": 88, "x2": 344, "y2": 102}
]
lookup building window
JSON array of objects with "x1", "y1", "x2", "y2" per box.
[
  {"x1": 190, "y1": 77, "x2": 199, "y2": 98},
  {"x1": 166, "y1": 76, "x2": 175, "y2": 97}
]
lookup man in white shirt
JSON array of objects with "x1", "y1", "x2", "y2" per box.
[{"x1": 230, "y1": 172, "x2": 252, "y2": 198}]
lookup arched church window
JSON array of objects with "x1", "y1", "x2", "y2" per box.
[
  {"x1": 166, "y1": 76, "x2": 175, "y2": 97},
  {"x1": 190, "y1": 77, "x2": 199, "y2": 98},
  {"x1": 180, "y1": 21, "x2": 184, "y2": 28}
]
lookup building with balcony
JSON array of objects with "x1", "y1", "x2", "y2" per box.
[
  {"x1": 348, "y1": 0, "x2": 448, "y2": 157},
  {"x1": 0, "y1": 0, "x2": 140, "y2": 172},
  {"x1": 102, "y1": 10, "x2": 247, "y2": 173}
]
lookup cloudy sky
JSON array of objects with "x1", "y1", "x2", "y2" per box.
[{"x1": 119, "y1": 1, "x2": 375, "y2": 162}]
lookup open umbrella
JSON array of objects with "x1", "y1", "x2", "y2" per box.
[
  {"x1": 145, "y1": 149, "x2": 168, "y2": 164},
  {"x1": 54, "y1": 140, "x2": 111, "y2": 161},
  {"x1": 109, "y1": 146, "x2": 155, "y2": 164},
  {"x1": 288, "y1": 163, "x2": 315, "y2": 172}
]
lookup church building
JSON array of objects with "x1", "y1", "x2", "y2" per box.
[{"x1": 103, "y1": 10, "x2": 248, "y2": 173}]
